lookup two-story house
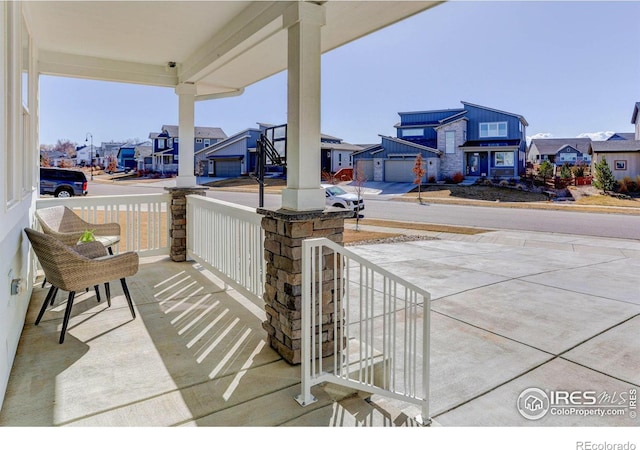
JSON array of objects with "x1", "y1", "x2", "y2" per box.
[
  {"x1": 149, "y1": 125, "x2": 227, "y2": 175},
  {"x1": 197, "y1": 123, "x2": 363, "y2": 178},
  {"x1": 353, "y1": 101, "x2": 528, "y2": 183}
]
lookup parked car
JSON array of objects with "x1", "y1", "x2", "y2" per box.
[
  {"x1": 106, "y1": 165, "x2": 132, "y2": 174},
  {"x1": 322, "y1": 184, "x2": 365, "y2": 216},
  {"x1": 39, "y1": 167, "x2": 88, "y2": 198}
]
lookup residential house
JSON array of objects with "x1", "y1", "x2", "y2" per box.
[
  {"x1": 39, "y1": 149, "x2": 72, "y2": 168},
  {"x1": 198, "y1": 123, "x2": 363, "y2": 178},
  {"x1": 1, "y1": 0, "x2": 440, "y2": 413},
  {"x1": 116, "y1": 144, "x2": 138, "y2": 171},
  {"x1": 74, "y1": 144, "x2": 99, "y2": 167},
  {"x1": 196, "y1": 124, "x2": 266, "y2": 177},
  {"x1": 149, "y1": 125, "x2": 227, "y2": 175},
  {"x1": 527, "y1": 138, "x2": 592, "y2": 165},
  {"x1": 589, "y1": 102, "x2": 640, "y2": 180},
  {"x1": 99, "y1": 141, "x2": 125, "y2": 168},
  {"x1": 353, "y1": 101, "x2": 528, "y2": 182},
  {"x1": 134, "y1": 141, "x2": 153, "y2": 171},
  {"x1": 320, "y1": 134, "x2": 364, "y2": 174}
]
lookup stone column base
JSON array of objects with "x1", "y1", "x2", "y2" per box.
[
  {"x1": 165, "y1": 186, "x2": 208, "y2": 262},
  {"x1": 258, "y1": 207, "x2": 353, "y2": 365}
]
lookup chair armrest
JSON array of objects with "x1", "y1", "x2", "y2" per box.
[
  {"x1": 90, "y1": 222, "x2": 121, "y2": 236},
  {"x1": 72, "y1": 241, "x2": 108, "y2": 259}
]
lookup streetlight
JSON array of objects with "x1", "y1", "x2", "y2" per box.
[{"x1": 85, "y1": 132, "x2": 94, "y2": 181}]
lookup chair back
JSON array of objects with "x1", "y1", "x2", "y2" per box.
[
  {"x1": 35, "y1": 205, "x2": 87, "y2": 235},
  {"x1": 24, "y1": 228, "x2": 89, "y2": 292}
]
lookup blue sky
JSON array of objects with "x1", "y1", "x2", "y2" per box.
[{"x1": 39, "y1": 1, "x2": 640, "y2": 148}]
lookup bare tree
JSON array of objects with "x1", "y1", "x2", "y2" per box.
[
  {"x1": 412, "y1": 153, "x2": 426, "y2": 204},
  {"x1": 352, "y1": 160, "x2": 368, "y2": 231}
]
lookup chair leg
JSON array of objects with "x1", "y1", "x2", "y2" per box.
[
  {"x1": 104, "y1": 282, "x2": 111, "y2": 307},
  {"x1": 42, "y1": 278, "x2": 47, "y2": 288},
  {"x1": 60, "y1": 291, "x2": 76, "y2": 344},
  {"x1": 108, "y1": 247, "x2": 114, "y2": 255},
  {"x1": 49, "y1": 286, "x2": 58, "y2": 306},
  {"x1": 36, "y1": 286, "x2": 58, "y2": 325},
  {"x1": 120, "y1": 278, "x2": 136, "y2": 319},
  {"x1": 94, "y1": 285, "x2": 101, "y2": 303}
]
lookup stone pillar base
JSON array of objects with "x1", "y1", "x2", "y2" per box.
[
  {"x1": 165, "y1": 186, "x2": 208, "y2": 262},
  {"x1": 258, "y1": 207, "x2": 353, "y2": 365}
]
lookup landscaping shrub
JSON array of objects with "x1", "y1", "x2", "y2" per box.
[
  {"x1": 452, "y1": 172, "x2": 465, "y2": 184},
  {"x1": 593, "y1": 158, "x2": 615, "y2": 193}
]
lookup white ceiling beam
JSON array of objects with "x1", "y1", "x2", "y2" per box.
[
  {"x1": 38, "y1": 50, "x2": 178, "y2": 87},
  {"x1": 179, "y1": 1, "x2": 292, "y2": 84}
]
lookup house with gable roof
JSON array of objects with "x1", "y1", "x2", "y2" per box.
[
  {"x1": 149, "y1": 125, "x2": 227, "y2": 174},
  {"x1": 527, "y1": 137, "x2": 592, "y2": 165},
  {"x1": 353, "y1": 101, "x2": 528, "y2": 182},
  {"x1": 589, "y1": 102, "x2": 640, "y2": 180}
]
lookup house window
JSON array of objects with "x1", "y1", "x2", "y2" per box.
[
  {"x1": 480, "y1": 122, "x2": 508, "y2": 138},
  {"x1": 174, "y1": 138, "x2": 179, "y2": 143},
  {"x1": 401, "y1": 128, "x2": 424, "y2": 137},
  {"x1": 196, "y1": 138, "x2": 203, "y2": 143},
  {"x1": 494, "y1": 151, "x2": 514, "y2": 167},
  {"x1": 204, "y1": 139, "x2": 210, "y2": 146},
  {"x1": 614, "y1": 160, "x2": 627, "y2": 170},
  {"x1": 445, "y1": 131, "x2": 456, "y2": 154},
  {"x1": 157, "y1": 139, "x2": 167, "y2": 150}
]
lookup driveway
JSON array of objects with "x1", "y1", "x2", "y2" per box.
[{"x1": 346, "y1": 226, "x2": 640, "y2": 426}]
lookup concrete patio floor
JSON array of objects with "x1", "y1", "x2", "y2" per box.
[{"x1": 1, "y1": 228, "x2": 638, "y2": 429}]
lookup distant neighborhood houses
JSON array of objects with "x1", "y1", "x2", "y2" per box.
[{"x1": 40, "y1": 101, "x2": 640, "y2": 183}]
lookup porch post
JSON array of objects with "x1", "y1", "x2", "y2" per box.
[
  {"x1": 258, "y1": 2, "x2": 352, "y2": 365},
  {"x1": 280, "y1": 2, "x2": 325, "y2": 212},
  {"x1": 175, "y1": 82, "x2": 197, "y2": 187}
]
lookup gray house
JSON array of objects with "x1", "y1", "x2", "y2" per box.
[{"x1": 527, "y1": 138, "x2": 592, "y2": 165}]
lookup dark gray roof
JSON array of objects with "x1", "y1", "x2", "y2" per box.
[
  {"x1": 590, "y1": 140, "x2": 640, "y2": 153},
  {"x1": 608, "y1": 132, "x2": 636, "y2": 140},
  {"x1": 461, "y1": 101, "x2": 529, "y2": 127},
  {"x1": 159, "y1": 125, "x2": 227, "y2": 139},
  {"x1": 529, "y1": 138, "x2": 592, "y2": 155}
]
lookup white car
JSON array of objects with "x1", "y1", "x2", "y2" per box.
[{"x1": 322, "y1": 184, "x2": 365, "y2": 216}]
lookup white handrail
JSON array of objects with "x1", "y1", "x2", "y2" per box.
[
  {"x1": 296, "y1": 237, "x2": 431, "y2": 426},
  {"x1": 186, "y1": 194, "x2": 265, "y2": 304},
  {"x1": 36, "y1": 193, "x2": 171, "y2": 256}
]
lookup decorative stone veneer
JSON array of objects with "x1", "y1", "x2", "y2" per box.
[
  {"x1": 164, "y1": 186, "x2": 208, "y2": 262},
  {"x1": 257, "y1": 207, "x2": 353, "y2": 365},
  {"x1": 437, "y1": 120, "x2": 468, "y2": 180}
]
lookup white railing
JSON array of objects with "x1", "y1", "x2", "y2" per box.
[
  {"x1": 186, "y1": 195, "x2": 265, "y2": 303},
  {"x1": 35, "y1": 194, "x2": 171, "y2": 256},
  {"x1": 296, "y1": 237, "x2": 432, "y2": 426}
]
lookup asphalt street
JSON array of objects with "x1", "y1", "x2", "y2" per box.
[{"x1": 85, "y1": 180, "x2": 640, "y2": 240}]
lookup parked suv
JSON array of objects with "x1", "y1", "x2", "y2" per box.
[
  {"x1": 40, "y1": 167, "x2": 88, "y2": 198},
  {"x1": 322, "y1": 184, "x2": 365, "y2": 216}
]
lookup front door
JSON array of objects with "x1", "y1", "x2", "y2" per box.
[{"x1": 466, "y1": 152, "x2": 488, "y2": 177}]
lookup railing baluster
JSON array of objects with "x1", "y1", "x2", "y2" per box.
[{"x1": 297, "y1": 237, "x2": 432, "y2": 426}]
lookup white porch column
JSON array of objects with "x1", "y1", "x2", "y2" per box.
[
  {"x1": 281, "y1": 2, "x2": 326, "y2": 211},
  {"x1": 175, "y1": 82, "x2": 197, "y2": 187}
]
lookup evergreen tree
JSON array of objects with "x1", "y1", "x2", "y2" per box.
[
  {"x1": 538, "y1": 160, "x2": 554, "y2": 182},
  {"x1": 593, "y1": 158, "x2": 615, "y2": 194}
]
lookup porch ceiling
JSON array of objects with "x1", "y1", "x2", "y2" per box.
[{"x1": 26, "y1": 1, "x2": 442, "y2": 97}]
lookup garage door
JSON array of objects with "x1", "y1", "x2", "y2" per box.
[
  {"x1": 354, "y1": 160, "x2": 374, "y2": 181},
  {"x1": 214, "y1": 159, "x2": 241, "y2": 177},
  {"x1": 384, "y1": 159, "x2": 415, "y2": 182}
]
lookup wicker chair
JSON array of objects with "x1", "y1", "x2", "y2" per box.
[
  {"x1": 35, "y1": 205, "x2": 121, "y2": 250},
  {"x1": 24, "y1": 228, "x2": 139, "y2": 344}
]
